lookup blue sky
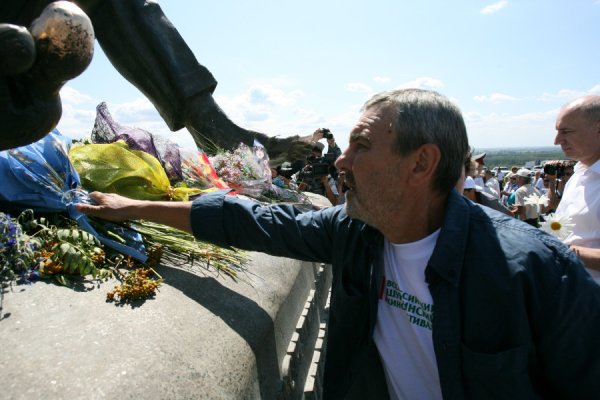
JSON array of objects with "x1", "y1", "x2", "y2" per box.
[{"x1": 57, "y1": 0, "x2": 600, "y2": 153}]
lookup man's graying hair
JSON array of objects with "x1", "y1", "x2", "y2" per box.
[
  {"x1": 567, "y1": 96, "x2": 600, "y2": 122},
  {"x1": 363, "y1": 89, "x2": 469, "y2": 194}
]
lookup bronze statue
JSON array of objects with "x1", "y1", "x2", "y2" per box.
[{"x1": 0, "y1": 0, "x2": 311, "y2": 161}]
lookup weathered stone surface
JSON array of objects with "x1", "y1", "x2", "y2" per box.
[{"x1": 0, "y1": 252, "x2": 327, "y2": 399}]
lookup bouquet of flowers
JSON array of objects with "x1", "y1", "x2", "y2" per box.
[
  {"x1": 91, "y1": 102, "x2": 183, "y2": 182},
  {"x1": 209, "y1": 142, "x2": 271, "y2": 198},
  {"x1": 0, "y1": 127, "x2": 248, "y2": 306},
  {"x1": 180, "y1": 148, "x2": 230, "y2": 192},
  {"x1": 208, "y1": 141, "x2": 310, "y2": 207},
  {"x1": 69, "y1": 140, "x2": 201, "y2": 201},
  {"x1": 0, "y1": 129, "x2": 146, "y2": 262}
]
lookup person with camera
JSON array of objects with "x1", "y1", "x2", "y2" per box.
[
  {"x1": 322, "y1": 128, "x2": 342, "y2": 161},
  {"x1": 311, "y1": 128, "x2": 339, "y2": 156},
  {"x1": 544, "y1": 161, "x2": 575, "y2": 204},
  {"x1": 549, "y1": 95, "x2": 600, "y2": 281},
  {"x1": 294, "y1": 129, "x2": 341, "y2": 205},
  {"x1": 295, "y1": 142, "x2": 339, "y2": 206}
]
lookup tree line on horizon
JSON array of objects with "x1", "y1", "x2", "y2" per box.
[{"x1": 478, "y1": 148, "x2": 565, "y2": 169}]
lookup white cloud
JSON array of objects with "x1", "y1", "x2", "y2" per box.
[
  {"x1": 56, "y1": 103, "x2": 97, "y2": 139},
  {"x1": 465, "y1": 109, "x2": 557, "y2": 126},
  {"x1": 536, "y1": 86, "x2": 600, "y2": 102},
  {"x1": 537, "y1": 89, "x2": 581, "y2": 102},
  {"x1": 214, "y1": 82, "x2": 318, "y2": 139},
  {"x1": 110, "y1": 98, "x2": 160, "y2": 122},
  {"x1": 244, "y1": 82, "x2": 304, "y2": 106},
  {"x1": 397, "y1": 77, "x2": 444, "y2": 90},
  {"x1": 60, "y1": 86, "x2": 93, "y2": 105},
  {"x1": 473, "y1": 93, "x2": 519, "y2": 103},
  {"x1": 587, "y1": 84, "x2": 600, "y2": 94},
  {"x1": 373, "y1": 76, "x2": 391, "y2": 83},
  {"x1": 56, "y1": 85, "x2": 98, "y2": 139},
  {"x1": 464, "y1": 108, "x2": 559, "y2": 149},
  {"x1": 480, "y1": 0, "x2": 508, "y2": 15},
  {"x1": 346, "y1": 82, "x2": 373, "y2": 93}
]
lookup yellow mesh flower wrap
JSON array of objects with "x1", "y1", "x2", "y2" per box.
[{"x1": 69, "y1": 141, "x2": 200, "y2": 201}]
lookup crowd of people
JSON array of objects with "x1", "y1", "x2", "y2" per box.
[{"x1": 461, "y1": 159, "x2": 575, "y2": 224}]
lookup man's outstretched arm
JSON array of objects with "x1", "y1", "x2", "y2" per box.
[{"x1": 76, "y1": 192, "x2": 193, "y2": 234}]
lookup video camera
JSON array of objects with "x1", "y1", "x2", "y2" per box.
[
  {"x1": 543, "y1": 160, "x2": 576, "y2": 179},
  {"x1": 299, "y1": 153, "x2": 337, "y2": 181}
]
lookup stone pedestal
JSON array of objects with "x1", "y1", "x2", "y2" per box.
[{"x1": 0, "y1": 252, "x2": 331, "y2": 399}]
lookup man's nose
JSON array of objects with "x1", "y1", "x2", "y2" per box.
[
  {"x1": 553, "y1": 132, "x2": 562, "y2": 146},
  {"x1": 335, "y1": 149, "x2": 350, "y2": 171}
]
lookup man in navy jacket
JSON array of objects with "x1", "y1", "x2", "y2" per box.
[{"x1": 78, "y1": 89, "x2": 600, "y2": 399}]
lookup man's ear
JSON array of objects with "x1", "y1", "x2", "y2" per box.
[{"x1": 409, "y1": 144, "x2": 441, "y2": 185}]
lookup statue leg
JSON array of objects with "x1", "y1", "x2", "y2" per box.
[{"x1": 83, "y1": 0, "x2": 310, "y2": 160}]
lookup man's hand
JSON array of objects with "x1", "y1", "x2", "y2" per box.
[
  {"x1": 311, "y1": 129, "x2": 325, "y2": 143},
  {"x1": 570, "y1": 245, "x2": 600, "y2": 273},
  {"x1": 76, "y1": 191, "x2": 194, "y2": 233},
  {"x1": 76, "y1": 192, "x2": 142, "y2": 222}
]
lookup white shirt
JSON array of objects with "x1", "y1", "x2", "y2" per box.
[
  {"x1": 535, "y1": 177, "x2": 545, "y2": 192},
  {"x1": 556, "y1": 160, "x2": 600, "y2": 280},
  {"x1": 463, "y1": 176, "x2": 476, "y2": 190},
  {"x1": 374, "y1": 231, "x2": 442, "y2": 400},
  {"x1": 514, "y1": 184, "x2": 540, "y2": 220},
  {"x1": 473, "y1": 176, "x2": 485, "y2": 188},
  {"x1": 484, "y1": 178, "x2": 500, "y2": 199}
]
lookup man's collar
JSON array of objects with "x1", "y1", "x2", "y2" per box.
[
  {"x1": 356, "y1": 190, "x2": 469, "y2": 286},
  {"x1": 575, "y1": 159, "x2": 600, "y2": 174},
  {"x1": 590, "y1": 159, "x2": 600, "y2": 174},
  {"x1": 427, "y1": 190, "x2": 470, "y2": 286}
]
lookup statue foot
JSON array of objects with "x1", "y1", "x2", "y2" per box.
[{"x1": 0, "y1": 24, "x2": 36, "y2": 76}]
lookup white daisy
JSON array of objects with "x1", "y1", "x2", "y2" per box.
[
  {"x1": 524, "y1": 193, "x2": 549, "y2": 214},
  {"x1": 539, "y1": 213, "x2": 575, "y2": 241}
]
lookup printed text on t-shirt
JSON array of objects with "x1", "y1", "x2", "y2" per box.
[{"x1": 380, "y1": 278, "x2": 434, "y2": 331}]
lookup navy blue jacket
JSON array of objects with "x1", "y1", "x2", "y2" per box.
[{"x1": 191, "y1": 190, "x2": 600, "y2": 399}]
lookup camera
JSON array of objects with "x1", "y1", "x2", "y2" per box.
[
  {"x1": 543, "y1": 163, "x2": 561, "y2": 176},
  {"x1": 321, "y1": 128, "x2": 334, "y2": 140},
  {"x1": 299, "y1": 153, "x2": 336, "y2": 180},
  {"x1": 543, "y1": 160, "x2": 575, "y2": 179}
]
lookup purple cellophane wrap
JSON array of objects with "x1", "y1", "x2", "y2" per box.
[{"x1": 91, "y1": 102, "x2": 183, "y2": 182}]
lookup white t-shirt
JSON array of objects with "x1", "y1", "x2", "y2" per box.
[
  {"x1": 374, "y1": 230, "x2": 442, "y2": 400},
  {"x1": 556, "y1": 160, "x2": 600, "y2": 281},
  {"x1": 514, "y1": 184, "x2": 540, "y2": 220}
]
